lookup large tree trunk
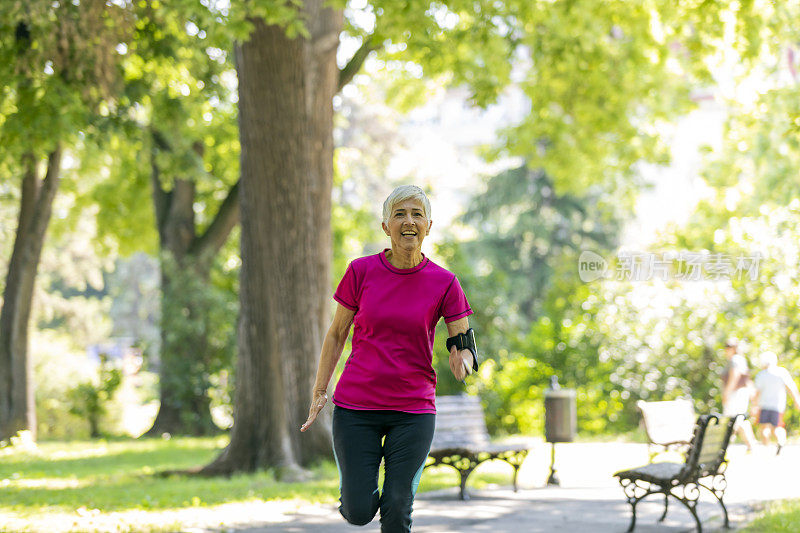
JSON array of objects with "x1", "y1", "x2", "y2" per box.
[
  {"x1": 146, "y1": 178, "x2": 217, "y2": 436},
  {"x1": 203, "y1": 3, "x2": 342, "y2": 475},
  {"x1": 145, "y1": 147, "x2": 240, "y2": 436},
  {"x1": 0, "y1": 148, "x2": 62, "y2": 441}
]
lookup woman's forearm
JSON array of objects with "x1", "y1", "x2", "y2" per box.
[{"x1": 312, "y1": 330, "x2": 347, "y2": 393}]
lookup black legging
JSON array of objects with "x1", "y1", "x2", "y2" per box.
[{"x1": 332, "y1": 406, "x2": 436, "y2": 532}]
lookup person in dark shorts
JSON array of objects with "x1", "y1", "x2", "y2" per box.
[
  {"x1": 752, "y1": 351, "x2": 800, "y2": 454},
  {"x1": 300, "y1": 185, "x2": 475, "y2": 532}
]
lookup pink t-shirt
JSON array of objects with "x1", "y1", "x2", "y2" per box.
[{"x1": 332, "y1": 249, "x2": 473, "y2": 414}]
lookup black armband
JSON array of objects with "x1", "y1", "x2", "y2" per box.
[{"x1": 446, "y1": 328, "x2": 479, "y2": 371}]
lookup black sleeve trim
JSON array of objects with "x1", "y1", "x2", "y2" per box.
[
  {"x1": 333, "y1": 294, "x2": 358, "y2": 311},
  {"x1": 444, "y1": 308, "x2": 473, "y2": 322}
]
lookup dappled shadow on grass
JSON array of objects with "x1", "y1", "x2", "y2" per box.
[
  {"x1": 1, "y1": 471, "x2": 341, "y2": 512},
  {"x1": 0, "y1": 437, "x2": 340, "y2": 513},
  {"x1": 0, "y1": 438, "x2": 520, "y2": 516},
  {"x1": 0, "y1": 438, "x2": 224, "y2": 479}
]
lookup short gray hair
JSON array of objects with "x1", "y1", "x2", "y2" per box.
[{"x1": 382, "y1": 185, "x2": 431, "y2": 224}]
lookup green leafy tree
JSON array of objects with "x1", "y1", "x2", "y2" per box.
[
  {"x1": 0, "y1": 0, "x2": 132, "y2": 441},
  {"x1": 655, "y1": 208, "x2": 800, "y2": 433},
  {"x1": 433, "y1": 165, "x2": 621, "y2": 433},
  {"x1": 69, "y1": 2, "x2": 242, "y2": 436},
  {"x1": 650, "y1": 0, "x2": 800, "y2": 430}
]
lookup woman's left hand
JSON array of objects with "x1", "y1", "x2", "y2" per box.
[{"x1": 449, "y1": 346, "x2": 471, "y2": 381}]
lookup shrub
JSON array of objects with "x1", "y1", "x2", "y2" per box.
[
  {"x1": 67, "y1": 353, "x2": 122, "y2": 438},
  {"x1": 33, "y1": 332, "x2": 96, "y2": 439}
]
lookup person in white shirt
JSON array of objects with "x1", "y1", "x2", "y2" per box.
[
  {"x1": 721, "y1": 339, "x2": 757, "y2": 451},
  {"x1": 752, "y1": 351, "x2": 800, "y2": 454}
]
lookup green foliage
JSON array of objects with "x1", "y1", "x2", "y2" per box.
[
  {"x1": 582, "y1": 206, "x2": 800, "y2": 436},
  {"x1": 471, "y1": 356, "x2": 551, "y2": 436},
  {"x1": 157, "y1": 252, "x2": 238, "y2": 430},
  {"x1": 72, "y1": 0, "x2": 240, "y2": 257},
  {"x1": 651, "y1": 0, "x2": 800, "y2": 431},
  {"x1": 433, "y1": 165, "x2": 622, "y2": 434},
  {"x1": 3, "y1": 0, "x2": 794, "y2": 448},
  {"x1": 36, "y1": 203, "x2": 114, "y2": 341},
  {"x1": 411, "y1": 0, "x2": 800, "y2": 439},
  {"x1": 665, "y1": 1, "x2": 800, "y2": 244},
  {"x1": 0, "y1": 0, "x2": 133, "y2": 160},
  {"x1": 67, "y1": 355, "x2": 123, "y2": 439},
  {"x1": 348, "y1": 0, "x2": 763, "y2": 199},
  {"x1": 588, "y1": 279, "x2": 729, "y2": 426},
  {"x1": 49, "y1": 1, "x2": 244, "y2": 435},
  {"x1": 659, "y1": 205, "x2": 800, "y2": 431}
]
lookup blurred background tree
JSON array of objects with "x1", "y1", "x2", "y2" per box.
[
  {"x1": 433, "y1": 165, "x2": 620, "y2": 434},
  {"x1": 63, "y1": 1, "x2": 241, "y2": 437},
  {"x1": 0, "y1": 0, "x2": 133, "y2": 441}
]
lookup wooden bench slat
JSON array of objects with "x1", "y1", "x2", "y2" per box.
[{"x1": 425, "y1": 395, "x2": 530, "y2": 500}]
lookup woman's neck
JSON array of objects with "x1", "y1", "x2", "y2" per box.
[{"x1": 386, "y1": 247, "x2": 423, "y2": 269}]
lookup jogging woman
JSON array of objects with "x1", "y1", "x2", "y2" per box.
[{"x1": 300, "y1": 185, "x2": 475, "y2": 532}]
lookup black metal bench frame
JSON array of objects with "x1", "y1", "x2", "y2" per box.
[
  {"x1": 425, "y1": 445, "x2": 529, "y2": 500},
  {"x1": 424, "y1": 395, "x2": 529, "y2": 500},
  {"x1": 614, "y1": 414, "x2": 740, "y2": 533}
]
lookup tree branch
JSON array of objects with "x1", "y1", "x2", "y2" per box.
[
  {"x1": 30, "y1": 146, "x2": 63, "y2": 243},
  {"x1": 17, "y1": 153, "x2": 38, "y2": 240},
  {"x1": 190, "y1": 179, "x2": 240, "y2": 260},
  {"x1": 338, "y1": 35, "x2": 380, "y2": 93}
]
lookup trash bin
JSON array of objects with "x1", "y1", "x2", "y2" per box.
[
  {"x1": 544, "y1": 376, "x2": 576, "y2": 485},
  {"x1": 544, "y1": 376, "x2": 576, "y2": 443}
]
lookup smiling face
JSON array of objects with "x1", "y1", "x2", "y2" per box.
[{"x1": 382, "y1": 198, "x2": 432, "y2": 253}]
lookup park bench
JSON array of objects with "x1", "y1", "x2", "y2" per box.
[
  {"x1": 637, "y1": 399, "x2": 696, "y2": 458},
  {"x1": 614, "y1": 413, "x2": 740, "y2": 533},
  {"x1": 424, "y1": 395, "x2": 530, "y2": 500}
]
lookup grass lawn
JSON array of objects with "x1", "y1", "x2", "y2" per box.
[
  {"x1": 742, "y1": 499, "x2": 800, "y2": 532},
  {"x1": 0, "y1": 436, "x2": 513, "y2": 532}
]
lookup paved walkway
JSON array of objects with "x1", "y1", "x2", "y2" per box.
[{"x1": 214, "y1": 441, "x2": 799, "y2": 533}]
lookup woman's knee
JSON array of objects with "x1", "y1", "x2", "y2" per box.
[
  {"x1": 341, "y1": 506, "x2": 377, "y2": 526},
  {"x1": 340, "y1": 496, "x2": 379, "y2": 526}
]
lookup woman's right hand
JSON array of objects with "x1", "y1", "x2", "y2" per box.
[{"x1": 300, "y1": 390, "x2": 328, "y2": 432}]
